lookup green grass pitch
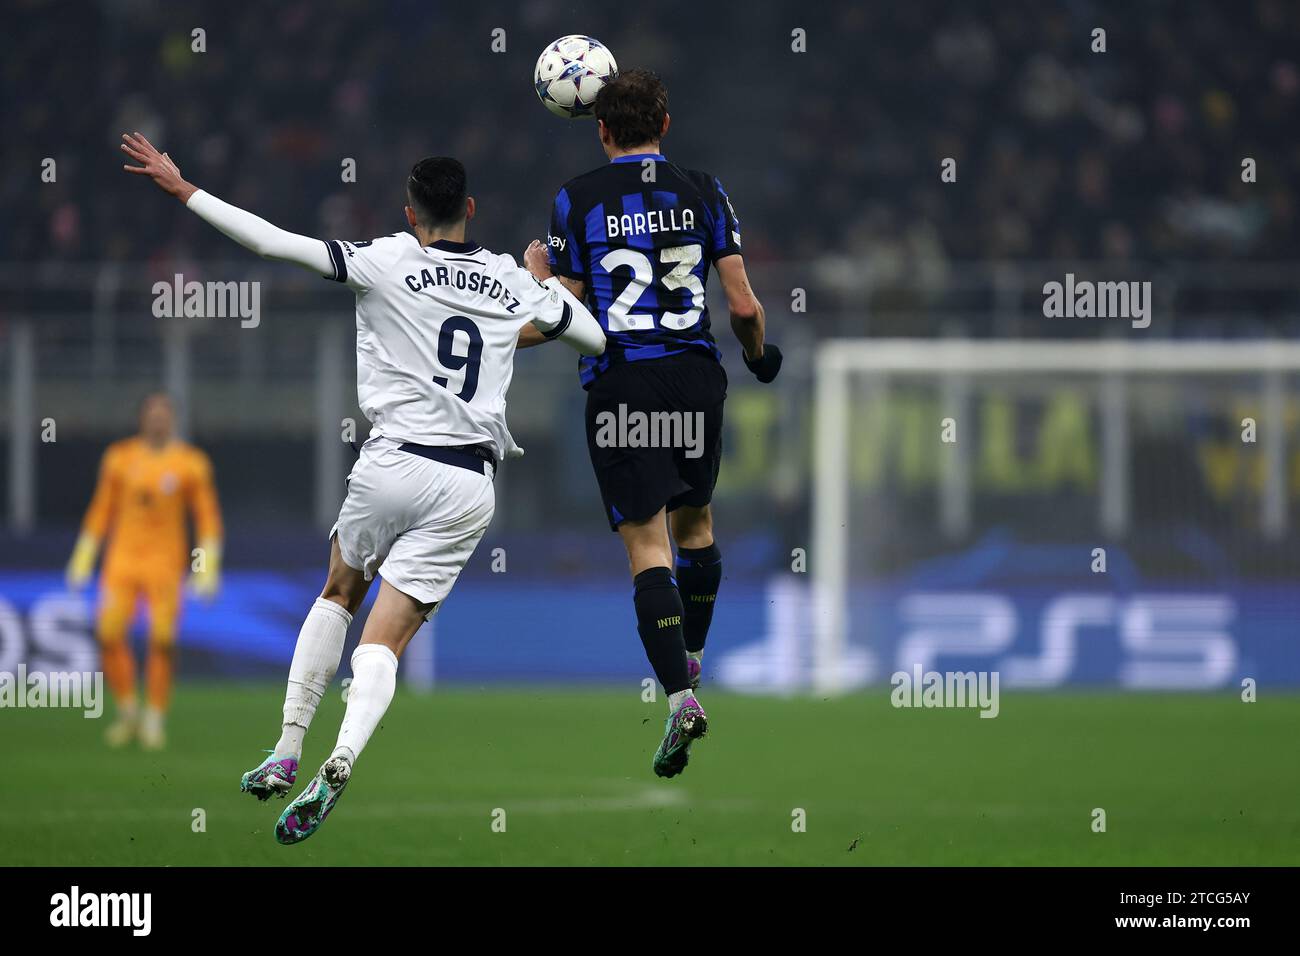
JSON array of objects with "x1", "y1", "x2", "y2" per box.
[{"x1": 2, "y1": 685, "x2": 1296, "y2": 866}]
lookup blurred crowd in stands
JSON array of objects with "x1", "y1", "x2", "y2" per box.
[{"x1": 5, "y1": 0, "x2": 1298, "y2": 324}]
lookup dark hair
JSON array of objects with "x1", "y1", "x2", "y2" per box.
[
  {"x1": 594, "y1": 69, "x2": 668, "y2": 149},
  {"x1": 406, "y1": 157, "x2": 468, "y2": 228}
]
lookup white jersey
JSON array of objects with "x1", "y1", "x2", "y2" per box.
[
  {"x1": 324, "y1": 233, "x2": 574, "y2": 461},
  {"x1": 183, "y1": 188, "x2": 602, "y2": 611}
]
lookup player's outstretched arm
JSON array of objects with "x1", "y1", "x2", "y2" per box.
[
  {"x1": 518, "y1": 239, "x2": 604, "y2": 355},
  {"x1": 533, "y1": 278, "x2": 605, "y2": 356},
  {"x1": 718, "y1": 255, "x2": 782, "y2": 383},
  {"x1": 120, "y1": 132, "x2": 335, "y2": 277}
]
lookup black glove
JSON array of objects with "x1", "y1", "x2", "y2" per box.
[{"x1": 743, "y1": 344, "x2": 783, "y2": 383}]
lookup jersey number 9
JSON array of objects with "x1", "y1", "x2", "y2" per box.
[{"x1": 431, "y1": 315, "x2": 483, "y2": 402}]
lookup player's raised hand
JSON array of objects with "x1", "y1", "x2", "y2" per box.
[
  {"x1": 120, "y1": 132, "x2": 197, "y2": 203},
  {"x1": 523, "y1": 239, "x2": 553, "y2": 281}
]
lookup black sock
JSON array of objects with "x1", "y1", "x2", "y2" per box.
[
  {"x1": 633, "y1": 566, "x2": 690, "y2": 694},
  {"x1": 675, "y1": 543, "x2": 722, "y2": 654}
]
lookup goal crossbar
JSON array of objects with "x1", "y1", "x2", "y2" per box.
[{"x1": 817, "y1": 338, "x2": 1300, "y2": 374}]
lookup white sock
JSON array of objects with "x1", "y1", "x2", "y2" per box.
[
  {"x1": 274, "y1": 597, "x2": 352, "y2": 760},
  {"x1": 668, "y1": 688, "x2": 696, "y2": 713},
  {"x1": 331, "y1": 643, "x2": 398, "y2": 766}
]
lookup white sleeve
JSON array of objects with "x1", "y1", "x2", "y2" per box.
[
  {"x1": 323, "y1": 237, "x2": 408, "y2": 292},
  {"x1": 524, "y1": 275, "x2": 605, "y2": 356},
  {"x1": 186, "y1": 190, "x2": 335, "y2": 278}
]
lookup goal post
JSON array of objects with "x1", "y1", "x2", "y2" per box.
[{"x1": 810, "y1": 339, "x2": 1300, "y2": 695}]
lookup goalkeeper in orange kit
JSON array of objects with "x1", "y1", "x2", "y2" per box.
[{"x1": 66, "y1": 393, "x2": 223, "y2": 749}]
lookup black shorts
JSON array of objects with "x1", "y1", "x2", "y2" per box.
[{"x1": 584, "y1": 350, "x2": 727, "y2": 531}]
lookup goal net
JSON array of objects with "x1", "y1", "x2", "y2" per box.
[{"x1": 809, "y1": 339, "x2": 1300, "y2": 694}]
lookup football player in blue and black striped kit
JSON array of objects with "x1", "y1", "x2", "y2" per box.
[{"x1": 521, "y1": 69, "x2": 782, "y2": 777}]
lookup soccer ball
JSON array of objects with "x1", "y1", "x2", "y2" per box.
[{"x1": 534, "y1": 35, "x2": 618, "y2": 119}]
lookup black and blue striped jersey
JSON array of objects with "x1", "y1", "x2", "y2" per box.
[{"x1": 546, "y1": 153, "x2": 741, "y2": 387}]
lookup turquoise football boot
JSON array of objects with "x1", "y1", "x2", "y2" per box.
[
  {"x1": 240, "y1": 751, "x2": 299, "y2": 801},
  {"x1": 275, "y1": 755, "x2": 351, "y2": 845},
  {"x1": 652, "y1": 696, "x2": 708, "y2": 778}
]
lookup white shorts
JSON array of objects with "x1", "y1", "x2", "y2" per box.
[{"x1": 331, "y1": 437, "x2": 495, "y2": 613}]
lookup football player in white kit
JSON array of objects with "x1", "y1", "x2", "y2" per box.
[{"x1": 121, "y1": 133, "x2": 605, "y2": 844}]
